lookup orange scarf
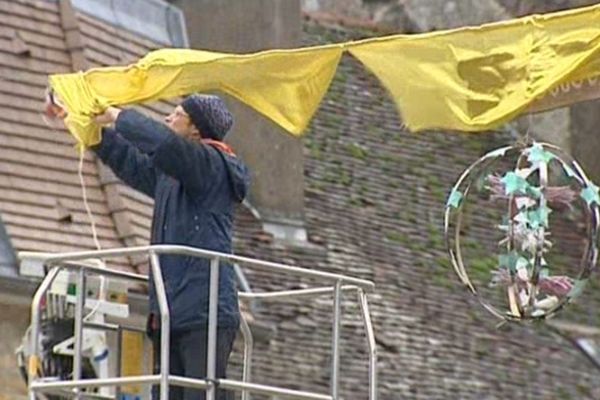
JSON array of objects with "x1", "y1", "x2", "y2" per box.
[{"x1": 201, "y1": 138, "x2": 236, "y2": 157}]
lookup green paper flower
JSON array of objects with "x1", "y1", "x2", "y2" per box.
[
  {"x1": 527, "y1": 143, "x2": 555, "y2": 165},
  {"x1": 446, "y1": 188, "x2": 463, "y2": 208},
  {"x1": 581, "y1": 183, "x2": 600, "y2": 206},
  {"x1": 529, "y1": 185, "x2": 543, "y2": 199},
  {"x1": 516, "y1": 256, "x2": 529, "y2": 270},
  {"x1": 499, "y1": 250, "x2": 520, "y2": 273},
  {"x1": 527, "y1": 205, "x2": 551, "y2": 229},
  {"x1": 562, "y1": 163, "x2": 576, "y2": 178},
  {"x1": 501, "y1": 171, "x2": 529, "y2": 195}
]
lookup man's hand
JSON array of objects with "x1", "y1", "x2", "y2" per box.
[
  {"x1": 94, "y1": 107, "x2": 122, "y2": 125},
  {"x1": 44, "y1": 90, "x2": 67, "y2": 120}
]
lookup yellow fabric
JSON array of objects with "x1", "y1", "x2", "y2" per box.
[
  {"x1": 50, "y1": 47, "x2": 343, "y2": 147},
  {"x1": 349, "y1": 4, "x2": 600, "y2": 131},
  {"x1": 49, "y1": 4, "x2": 600, "y2": 147}
]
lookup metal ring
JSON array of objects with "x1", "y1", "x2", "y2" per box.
[{"x1": 444, "y1": 142, "x2": 599, "y2": 321}]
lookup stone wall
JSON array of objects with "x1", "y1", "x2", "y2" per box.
[
  {"x1": 0, "y1": 295, "x2": 32, "y2": 400},
  {"x1": 301, "y1": 0, "x2": 600, "y2": 29}
]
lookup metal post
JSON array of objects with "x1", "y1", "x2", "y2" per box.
[
  {"x1": 234, "y1": 262, "x2": 257, "y2": 313},
  {"x1": 116, "y1": 326, "x2": 123, "y2": 400},
  {"x1": 29, "y1": 266, "x2": 61, "y2": 400},
  {"x1": 331, "y1": 280, "x2": 342, "y2": 399},
  {"x1": 150, "y1": 252, "x2": 170, "y2": 400},
  {"x1": 21, "y1": 245, "x2": 375, "y2": 291},
  {"x1": 206, "y1": 257, "x2": 220, "y2": 400},
  {"x1": 358, "y1": 290, "x2": 377, "y2": 400},
  {"x1": 239, "y1": 312, "x2": 253, "y2": 400},
  {"x1": 73, "y1": 268, "x2": 86, "y2": 398}
]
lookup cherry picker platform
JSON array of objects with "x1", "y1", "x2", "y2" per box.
[{"x1": 19, "y1": 245, "x2": 377, "y2": 400}]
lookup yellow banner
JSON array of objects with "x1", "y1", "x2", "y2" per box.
[
  {"x1": 50, "y1": 47, "x2": 343, "y2": 146},
  {"x1": 50, "y1": 4, "x2": 600, "y2": 147}
]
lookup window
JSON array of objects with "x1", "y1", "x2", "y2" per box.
[
  {"x1": 0, "y1": 215, "x2": 18, "y2": 278},
  {"x1": 71, "y1": 0, "x2": 189, "y2": 47}
]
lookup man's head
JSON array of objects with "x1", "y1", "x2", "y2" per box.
[
  {"x1": 165, "y1": 94, "x2": 233, "y2": 141},
  {"x1": 164, "y1": 105, "x2": 198, "y2": 139}
]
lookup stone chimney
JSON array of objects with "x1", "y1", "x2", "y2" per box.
[{"x1": 170, "y1": 0, "x2": 306, "y2": 241}]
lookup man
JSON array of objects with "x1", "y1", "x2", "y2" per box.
[{"x1": 54, "y1": 94, "x2": 250, "y2": 399}]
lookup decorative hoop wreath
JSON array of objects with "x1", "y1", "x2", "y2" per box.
[{"x1": 444, "y1": 142, "x2": 599, "y2": 321}]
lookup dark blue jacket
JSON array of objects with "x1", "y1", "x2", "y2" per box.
[{"x1": 93, "y1": 109, "x2": 250, "y2": 331}]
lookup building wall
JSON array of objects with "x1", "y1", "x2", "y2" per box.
[
  {"x1": 571, "y1": 99, "x2": 600, "y2": 187},
  {"x1": 171, "y1": 0, "x2": 308, "y2": 224},
  {"x1": 301, "y1": 0, "x2": 600, "y2": 29},
  {"x1": 0, "y1": 295, "x2": 32, "y2": 400}
]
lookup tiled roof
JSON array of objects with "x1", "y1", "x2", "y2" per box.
[
  {"x1": 1, "y1": 2, "x2": 600, "y2": 399},
  {"x1": 227, "y1": 18, "x2": 600, "y2": 399},
  {"x1": 74, "y1": 9, "x2": 176, "y2": 272},
  {"x1": 0, "y1": 0, "x2": 134, "y2": 269}
]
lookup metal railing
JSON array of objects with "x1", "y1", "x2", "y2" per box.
[{"x1": 21, "y1": 245, "x2": 377, "y2": 400}]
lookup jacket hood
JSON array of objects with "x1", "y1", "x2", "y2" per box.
[{"x1": 222, "y1": 154, "x2": 250, "y2": 202}]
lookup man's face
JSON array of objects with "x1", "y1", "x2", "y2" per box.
[{"x1": 165, "y1": 105, "x2": 198, "y2": 138}]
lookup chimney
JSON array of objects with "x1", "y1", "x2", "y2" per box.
[{"x1": 170, "y1": 0, "x2": 306, "y2": 241}]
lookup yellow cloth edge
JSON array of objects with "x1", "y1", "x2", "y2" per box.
[{"x1": 48, "y1": 3, "x2": 600, "y2": 146}]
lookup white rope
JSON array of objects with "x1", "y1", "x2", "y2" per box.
[
  {"x1": 41, "y1": 108, "x2": 107, "y2": 322},
  {"x1": 77, "y1": 150, "x2": 102, "y2": 251},
  {"x1": 77, "y1": 149, "x2": 109, "y2": 322}
]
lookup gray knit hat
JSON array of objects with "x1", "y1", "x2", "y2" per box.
[{"x1": 181, "y1": 94, "x2": 233, "y2": 141}]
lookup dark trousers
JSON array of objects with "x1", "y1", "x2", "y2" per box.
[{"x1": 150, "y1": 326, "x2": 237, "y2": 400}]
